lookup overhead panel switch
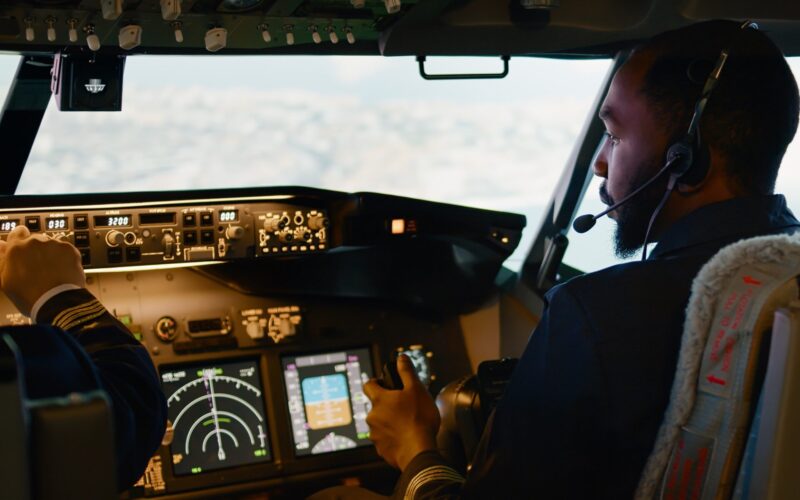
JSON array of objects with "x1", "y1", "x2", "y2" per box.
[
  {"x1": 119, "y1": 24, "x2": 142, "y2": 50},
  {"x1": 205, "y1": 27, "x2": 227, "y2": 52},
  {"x1": 160, "y1": 0, "x2": 182, "y2": 21},
  {"x1": 101, "y1": 0, "x2": 123, "y2": 21}
]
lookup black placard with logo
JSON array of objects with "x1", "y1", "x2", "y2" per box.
[{"x1": 51, "y1": 52, "x2": 125, "y2": 112}]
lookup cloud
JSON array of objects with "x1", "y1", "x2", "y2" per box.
[{"x1": 329, "y1": 56, "x2": 395, "y2": 84}]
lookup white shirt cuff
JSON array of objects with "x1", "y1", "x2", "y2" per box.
[{"x1": 30, "y1": 284, "x2": 83, "y2": 323}]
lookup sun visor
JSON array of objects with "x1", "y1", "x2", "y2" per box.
[{"x1": 50, "y1": 52, "x2": 126, "y2": 112}]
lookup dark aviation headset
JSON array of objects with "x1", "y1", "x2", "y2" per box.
[{"x1": 573, "y1": 20, "x2": 759, "y2": 260}]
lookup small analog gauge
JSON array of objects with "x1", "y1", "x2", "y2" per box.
[{"x1": 220, "y1": 0, "x2": 263, "y2": 11}]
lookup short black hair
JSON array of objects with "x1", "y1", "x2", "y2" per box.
[{"x1": 636, "y1": 20, "x2": 799, "y2": 194}]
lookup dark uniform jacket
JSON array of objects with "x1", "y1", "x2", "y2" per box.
[
  {"x1": 5, "y1": 288, "x2": 167, "y2": 491},
  {"x1": 394, "y1": 195, "x2": 800, "y2": 499}
]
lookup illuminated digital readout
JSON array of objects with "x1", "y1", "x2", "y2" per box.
[
  {"x1": 219, "y1": 210, "x2": 238, "y2": 222},
  {"x1": 46, "y1": 217, "x2": 68, "y2": 231},
  {"x1": 94, "y1": 215, "x2": 132, "y2": 227},
  {"x1": 0, "y1": 220, "x2": 19, "y2": 232}
]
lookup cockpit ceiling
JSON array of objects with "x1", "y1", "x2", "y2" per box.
[{"x1": 1, "y1": 0, "x2": 800, "y2": 57}]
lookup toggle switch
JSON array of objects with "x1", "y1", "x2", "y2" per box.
[
  {"x1": 119, "y1": 24, "x2": 142, "y2": 50},
  {"x1": 24, "y1": 18, "x2": 35, "y2": 42},
  {"x1": 171, "y1": 21, "x2": 184, "y2": 43},
  {"x1": 258, "y1": 23, "x2": 272, "y2": 43},
  {"x1": 327, "y1": 26, "x2": 339, "y2": 44},
  {"x1": 205, "y1": 27, "x2": 227, "y2": 52},
  {"x1": 160, "y1": 0, "x2": 181, "y2": 21},
  {"x1": 283, "y1": 25, "x2": 295, "y2": 45},
  {"x1": 345, "y1": 27, "x2": 356, "y2": 44},
  {"x1": 67, "y1": 19, "x2": 79, "y2": 43},
  {"x1": 310, "y1": 25, "x2": 321, "y2": 44},
  {"x1": 101, "y1": 0, "x2": 123, "y2": 21},
  {"x1": 45, "y1": 17, "x2": 56, "y2": 42},
  {"x1": 84, "y1": 24, "x2": 101, "y2": 51},
  {"x1": 385, "y1": 0, "x2": 401, "y2": 14}
]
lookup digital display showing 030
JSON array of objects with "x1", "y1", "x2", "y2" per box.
[{"x1": 46, "y1": 217, "x2": 68, "y2": 230}]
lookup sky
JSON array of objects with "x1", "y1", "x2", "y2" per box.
[{"x1": 1, "y1": 54, "x2": 800, "y2": 272}]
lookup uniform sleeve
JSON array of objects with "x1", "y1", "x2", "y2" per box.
[
  {"x1": 391, "y1": 450, "x2": 465, "y2": 499},
  {"x1": 36, "y1": 288, "x2": 168, "y2": 491}
]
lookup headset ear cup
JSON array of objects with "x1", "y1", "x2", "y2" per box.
[
  {"x1": 678, "y1": 144, "x2": 710, "y2": 186},
  {"x1": 665, "y1": 140, "x2": 694, "y2": 178}
]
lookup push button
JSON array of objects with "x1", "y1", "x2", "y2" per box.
[
  {"x1": 74, "y1": 231, "x2": 90, "y2": 248},
  {"x1": 25, "y1": 216, "x2": 41, "y2": 232},
  {"x1": 107, "y1": 247, "x2": 123, "y2": 264},
  {"x1": 183, "y1": 213, "x2": 197, "y2": 227},
  {"x1": 183, "y1": 230, "x2": 197, "y2": 245},
  {"x1": 74, "y1": 214, "x2": 89, "y2": 229},
  {"x1": 200, "y1": 212, "x2": 213, "y2": 226},
  {"x1": 126, "y1": 246, "x2": 141, "y2": 262},
  {"x1": 200, "y1": 229, "x2": 214, "y2": 245},
  {"x1": 80, "y1": 249, "x2": 91, "y2": 266}
]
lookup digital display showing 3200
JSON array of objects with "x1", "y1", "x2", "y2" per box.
[
  {"x1": 282, "y1": 348, "x2": 373, "y2": 456},
  {"x1": 160, "y1": 360, "x2": 271, "y2": 476}
]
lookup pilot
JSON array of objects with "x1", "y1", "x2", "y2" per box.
[
  {"x1": 327, "y1": 20, "x2": 800, "y2": 499},
  {"x1": 0, "y1": 224, "x2": 167, "y2": 490}
]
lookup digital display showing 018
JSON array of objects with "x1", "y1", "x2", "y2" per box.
[{"x1": 94, "y1": 215, "x2": 132, "y2": 227}]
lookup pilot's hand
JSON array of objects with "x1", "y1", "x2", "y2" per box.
[
  {"x1": 0, "y1": 225, "x2": 85, "y2": 317},
  {"x1": 363, "y1": 354, "x2": 440, "y2": 471}
]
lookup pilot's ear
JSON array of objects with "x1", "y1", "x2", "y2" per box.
[{"x1": 676, "y1": 177, "x2": 706, "y2": 194}]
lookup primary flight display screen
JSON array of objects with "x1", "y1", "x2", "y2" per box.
[
  {"x1": 282, "y1": 348, "x2": 373, "y2": 456},
  {"x1": 160, "y1": 359, "x2": 271, "y2": 476}
]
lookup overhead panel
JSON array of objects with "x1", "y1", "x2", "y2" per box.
[{"x1": 0, "y1": 0, "x2": 418, "y2": 54}]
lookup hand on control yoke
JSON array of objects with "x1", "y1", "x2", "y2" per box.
[
  {"x1": 0, "y1": 225, "x2": 86, "y2": 316},
  {"x1": 363, "y1": 354, "x2": 440, "y2": 471}
]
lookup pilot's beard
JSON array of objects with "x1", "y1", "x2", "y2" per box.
[{"x1": 601, "y1": 158, "x2": 669, "y2": 259}]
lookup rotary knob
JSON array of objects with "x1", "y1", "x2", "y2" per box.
[
  {"x1": 225, "y1": 225, "x2": 244, "y2": 240},
  {"x1": 294, "y1": 226, "x2": 312, "y2": 241},
  {"x1": 308, "y1": 214, "x2": 329, "y2": 231},
  {"x1": 263, "y1": 216, "x2": 284, "y2": 232},
  {"x1": 277, "y1": 230, "x2": 294, "y2": 243},
  {"x1": 105, "y1": 230, "x2": 124, "y2": 247},
  {"x1": 154, "y1": 316, "x2": 179, "y2": 342}
]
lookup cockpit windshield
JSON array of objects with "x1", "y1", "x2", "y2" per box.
[{"x1": 0, "y1": 55, "x2": 610, "y2": 270}]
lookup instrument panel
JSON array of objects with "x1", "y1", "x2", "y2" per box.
[
  {"x1": 0, "y1": 197, "x2": 329, "y2": 269},
  {"x1": 0, "y1": 187, "x2": 525, "y2": 498}
]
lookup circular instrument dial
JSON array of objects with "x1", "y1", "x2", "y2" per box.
[{"x1": 161, "y1": 361, "x2": 271, "y2": 475}]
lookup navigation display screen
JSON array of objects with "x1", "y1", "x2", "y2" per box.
[
  {"x1": 160, "y1": 359, "x2": 271, "y2": 476},
  {"x1": 282, "y1": 348, "x2": 373, "y2": 456}
]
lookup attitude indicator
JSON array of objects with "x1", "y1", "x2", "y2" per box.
[{"x1": 160, "y1": 359, "x2": 271, "y2": 475}]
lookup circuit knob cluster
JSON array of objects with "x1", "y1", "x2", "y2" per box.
[{"x1": 257, "y1": 209, "x2": 328, "y2": 255}]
